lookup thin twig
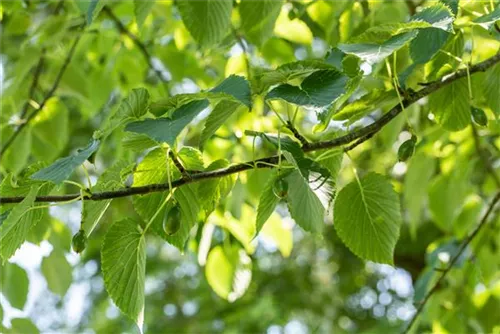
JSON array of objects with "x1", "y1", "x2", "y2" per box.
[
  {"x1": 405, "y1": 0, "x2": 417, "y2": 15},
  {"x1": 53, "y1": 0, "x2": 65, "y2": 14},
  {"x1": 168, "y1": 150, "x2": 191, "y2": 180},
  {"x1": 403, "y1": 191, "x2": 500, "y2": 334},
  {"x1": 1, "y1": 52, "x2": 500, "y2": 204},
  {"x1": 102, "y1": 6, "x2": 169, "y2": 86},
  {"x1": 358, "y1": 0, "x2": 370, "y2": 17},
  {"x1": 471, "y1": 123, "x2": 500, "y2": 188},
  {"x1": 286, "y1": 121, "x2": 310, "y2": 148},
  {"x1": 0, "y1": 33, "x2": 82, "y2": 161},
  {"x1": 343, "y1": 133, "x2": 375, "y2": 152},
  {"x1": 19, "y1": 48, "x2": 46, "y2": 119}
]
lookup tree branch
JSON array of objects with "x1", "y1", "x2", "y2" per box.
[
  {"x1": 0, "y1": 33, "x2": 82, "y2": 161},
  {"x1": 403, "y1": 191, "x2": 500, "y2": 334},
  {"x1": 20, "y1": 48, "x2": 46, "y2": 120},
  {"x1": 1, "y1": 52, "x2": 499, "y2": 205},
  {"x1": 471, "y1": 123, "x2": 500, "y2": 188},
  {"x1": 286, "y1": 121, "x2": 310, "y2": 148},
  {"x1": 405, "y1": 0, "x2": 417, "y2": 16},
  {"x1": 102, "y1": 6, "x2": 169, "y2": 86}
]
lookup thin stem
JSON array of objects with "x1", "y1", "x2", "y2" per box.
[
  {"x1": 266, "y1": 101, "x2": 287, "y2": 126},
  {"x1": 1, "y1": 52, "x2": 500, "y2": 205},
  {"x1": 0, "y1": 31, "x2": 82, "y2": 160},
  {"x1": 20, "y1": 48, "x2": 46, "y2": 120},
  {"x1": 102, "y1": 6, "x2": 169, "y2": 90},
  {"x1": 286, "y1": 121, "x2": 310, "y2": 148},
  {"x1": 405, "y1": 0, "x2": 417, "y2": 16},
  {"x1": 169, "y1": 150, "x2": 190, "y2": 179},
  {"x1": 143, "y1": 193, "x2": 172, "y2": 234},
  {"x1": 82, "y1": 165, "x2": 93, "y2": 189},
  {"x1": 471, "y1": 124, "x2": 500, "y2": 188},
  {"x1": 466, "y1": 64, "x2": 473, "y2": 100},
  {"x1": 291, "y1": 106, "x2": 300, "y2": 124},
  {"x1": 403, "y1": 192, "x2": 500, "y2": 334}
]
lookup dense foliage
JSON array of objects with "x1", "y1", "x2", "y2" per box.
[{"x1": 1, "y1": 0, "x2": 500, "y2": 333}]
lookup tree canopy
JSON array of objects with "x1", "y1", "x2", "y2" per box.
[{"x1": 1, "y1": 0, "x2": 500, "y2": 333}]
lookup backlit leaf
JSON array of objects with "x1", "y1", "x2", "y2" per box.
[
  {"x1": 102, "y1": 219, "x2": 146, "y2": 327},
  {"x1": 334, "y1": 173, "x2": 401, "y2": 264}
]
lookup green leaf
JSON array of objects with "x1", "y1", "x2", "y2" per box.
[
  {"x1": 332, "y1": 89, "x2": 397, "y2": 123},
  {"x1": 153, "y1": 75, "x2": 251, "y2": 113},
  {"x1": 0, "y1": 210, "x2": 11, "y2": 225},
  {"x1": 0, "y1": 125, "x2": 31, "y2": 174},
  {"x1": 95, "y1": 88, "x2": 150, "y2": 139},
  {"x1": 266, "y1": 69, "x2": 348, "y2": 107},
  {"x1": 165, "y1": 184, "x2": 201, "y2": 250},
  {"x1": 102, "y1": 218, "x2": 146, "y2": 327},
  {"x1": 341, "y1": 54, "x2": 361, "y2": 77},
  {"x1": 259, "y1": 212, "x2": 292, "y2": 257},
  {"x1": 239, "y1": 0, "x2": 283, "y2": 45},
  {"x1": 134, "y1": 0, "x2": 155, "y2": 26},
  {"x1": 408, "y1": 4, "x2": 454, "y2": 65},
  {"x1": 315, "y1": 75, "x2": 362, "y2": 131},
  {"x1": 429, "y1": 163, "x2": 471, "y2": 232},
  {"x1": 200, "y1": 100, "x2": 242, "y2": 148},
  {"x1": 286, "y1": 170, "x2": 325, "y2": 233},
  {"x1": 409, "y1": 28, "x2": 449, "y2": 65},
  {"x1": 334, "y1": 173, "x2": 402, "y2": 264},
  {"x1": 404, "y1": 153, "x2": 435, "y2": 238},
  {"x1": 178, "y1": 147, "x2": 205, "y2": 171},
  {"x1": 127, "y1": 76, "x2": 250, "y2": 145},
  {"x1": 256, "y1": 170, "x2": 280, "y2": 234},
  {"x1": 411, "y1": 4, "x2": 454, "y2": 32},
  {"x1": 31, "y1": 97, "x2": 69, "y2": 162},
  {"x1": 210, "y1": 75, "x2": 252, "y2": 108},
  {"x1": 0, "y1": 262, "x2": 29, "y2": 309},
  {"x1": 126, "y1": 100, "x2": 208, "y2": 146},
  {"x1": 197, "y1": 159, "x2": 235, "y2": 216},
  {"x1": 86, "y1": 0, "x2": 105, "y2": 25},
  {"x1": 453, "y1": 195, "x2": 483, "y2": 239},
  {"x1": 176, "y1": 0, "x2": 233, "y2": 47},
  {"x1": 426, "y1": 31, "x2": 464, "y2": 81},
  {"x1": 26, "y1": 211, "x2": 51, "y2": 245},
  {"x1": 441, "y1": 0, "x2": 458, "y2": 16},
  {"x1": 10, "y1": 318, "x2": 39, "y2": 334},
  {"x1": 429, "y1": 78, "x2": 470, "y2": 131},
  {"x1": 48, "y1": 219, "x2": 72, "y2": 252},
  {"x1": 252, "y1": 60, "x2": 336, "y2": 93},
  {"x1": 122, "y1": 132, "x2": 159, "y2": 152},
  {"x1": 347, "y1": 22, "x2": 432, "y2": 44},
  {"x1": 41, "y1": 250, "x2": 72, "y2": 297},
  {"x1": 315, "y1": 148, "x2": 343, "y2": 185},
  {"x1": 473, "y1": 6, "x2": 500, "y2": 29},
  {"x1": 205, "y1": 245, "x2": 252, "y2": 301},
  {"x1": 0, "y1": 186, "x2": 40, "y2": 261},
  {"x1": 211, "y1": 205, "x2": 256, "y2": 254},
  {"x1": 338, "y1": 31, "x2": 419, "y2": 64},
  {"x1": 133, "y1": 147, "x2": 169, "y2": 186},
  {"x1": 131, "y1": 148, "x2": 202, "y2": 250},
  {"x1": 483, "y1": 63, "x2": 500, "y2": 116},
  {"x1": 31, "y1": 139, "x2": 100, "y2": 184}
]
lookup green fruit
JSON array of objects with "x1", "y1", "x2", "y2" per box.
[
  {"x1": 163, "y1": 205, "x2": 181, "y2": 236},
  {"x1": 398, "y1": 137, "x2": 417, "y2": 162},
  {"x1": 71, "y1": 229, "x2": 87, "y2": 254},
  {"x1": 471, "y1": 107, "x2": 488, "y2": 127},
  {"x1": 273, "y1": 177, "x2": 288, "y2": 198}
]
